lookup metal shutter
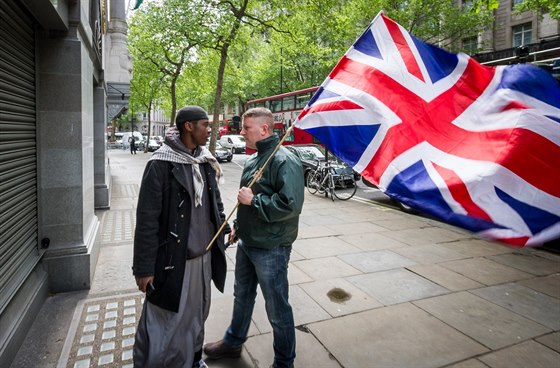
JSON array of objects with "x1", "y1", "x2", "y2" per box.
[{"x1": 0, "y1": 0, "x2": 40, "y2": 314}]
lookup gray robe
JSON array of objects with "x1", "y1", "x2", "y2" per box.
[{"x1": 134, "y1": 163, "x2": 215, "y2": 367}]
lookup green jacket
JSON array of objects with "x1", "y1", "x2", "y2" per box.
[{"x1": 236, "y1": 135, "x2": 304, "y2": 249}]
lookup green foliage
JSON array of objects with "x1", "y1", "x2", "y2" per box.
[
  {"x1": 514, "y1": 0, "x2": 560, "y2": 20},
  {"x1": 128, "y1": 0, "x2": 496, "y2": 122}
]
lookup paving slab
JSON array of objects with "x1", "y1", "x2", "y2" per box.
[
  {"x1": 203, "y1": 295, "x2": 260, "y2": 344},
  {"x1": 337, "y1": 231, "x2": 409, "y2": 251},
  {"x1": 440, "y1": 239, "x2": 513, "y2": 257},
  {"x1": 297, "y1": 224, "x2": 339, "y2": 239},
  {"x1": 293, "y1": 236, "x2": 361, "y2": 259},
  {"x1": 326, "y1": 221, "x2": 387, "y2": 235},
  {"x1": 392, "y1": 243, "x2": 468, "y2": 264},
  {"x1": 439, "y1": 258, "x2": 533, "y2": 286},
  {"x1": 471, "y1": 283, "x2": 560, "y2": 330},
  {"x1": 287, "y1": 263, "x2": 314, "y2": 285},
  {"x1": 406, "y1": 264, "x2": 484, "y2": 291},
  {"x1": 244, "y1": 330, "x2": 342, "y2": 368},
  {"x1": 308, "y1": 303, "x2": 488, "y2": 368},
  {"x1": 536, "y1": 332, "x2": 560, "y2": 353},
  {"x1": 339, "y1": 250, "x2": 417, "y2": 273},
  {"x1": 289, "y1": 248, "x2": 305, "y2": 262},
  {"x1": 335, "y1": 207, "x2": 406, "y2": 222},
  {"x1": 446, "y1": 359, "x2": 489, "y2": 368},
  {"x1": 298, "y1": 214, "x2": 347, "y2": 227},
  {"x1": 372, "y1": 217, "x2": 429, "y2": 231},
  {"x1": 414, "y1": 292, "x2": 551, "y2": 349},
  {"x1": 379, "y1": 226, "x2": 469, "y2": 245},
  {"x1": 332, "y1": 211, "x2": 397, "y2": 223},
  {"x1": 251, "y1": 285, "x2": 331, "y2": 334},
  {"x1": 488, "y1": 251, "x2": 560, "y2": 276},
  {"x1": 211, "y1": 270, "x2": 235, "y2": 299},
  {"x1": 518, "y1": 274, "x2": 560, "y2": 298},
  {"x1": 477, "y1": 340, "x2": 560, "y2": 368},
  {"x1": 347, "y1": 268, "x2": 448, "y2": 305},
  {"x1": 293, "y1": 256, "x2": 361, "y2": 280},
  {"x1": 90, "y1": 243, "x2": 136, "y2": 295},
  {"x1": 299, "y1": 277, "x2": 382, "y2": 317}
]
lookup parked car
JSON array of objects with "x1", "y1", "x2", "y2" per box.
[
  {"x1": 150, "y1": 135, "x2": 164, "y2": 146},
  {"x1": 360, "y1": 176, "x2": 417, "y2": 213},
  {"x1": 284, "y1": 144, "x2": 360, "y2": 185},
  {"x1": 214, "y1": 141, "x2": 233, "y2": 162},
  {"x1": 219, "y1": 135, "x2": 246, "y2": 153},
  {"x1": 147, "y1": 139, "x2": 161, "y2": 152}
]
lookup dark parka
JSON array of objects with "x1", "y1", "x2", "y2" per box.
[
  {"x1": 133, "y1": 159, "x2": 230, "y2": 312},
  {"x1": 236, "y1": 135, "x2": 304, "y2": 249}
]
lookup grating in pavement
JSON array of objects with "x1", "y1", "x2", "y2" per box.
[
  {"x1": 101, "y1": 210, "x2": 136, "y2": 243},
  {"x1": 60, "y1": 293, "x2": 144, "y2": 368}
]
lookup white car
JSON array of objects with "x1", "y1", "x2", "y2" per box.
[{"x1": 219, "y1": 135, "x2": 246, "y2": 153}]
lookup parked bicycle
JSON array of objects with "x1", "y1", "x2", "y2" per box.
[{"x1": 306, "y1": 159, "x2": 357, "y2": 201}]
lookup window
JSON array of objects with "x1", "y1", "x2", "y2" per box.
[
  {"x1": 512, "y1": 0, "x2": 523, "y2": 8},
  {"x1": 296, "y1": 92, "x2": 311, "y2": 109},
  {"x1": 462, "y1": 36, "x2": 478, "y2": 54},
  {"x1": 512, "y1": 23, "x2": 532, "y2": 47},
  {"x1": 282, "y1": 96, "x2": 295, "y2": 111},
  {"x1": 270, "y1": 99, "x2": 282, "y2": 112}
]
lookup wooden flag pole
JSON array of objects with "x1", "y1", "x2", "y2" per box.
[{"x1": 205, "y1": 124, "x2": 296, "y2": 252}]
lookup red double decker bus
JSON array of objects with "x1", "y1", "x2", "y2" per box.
[{"x1": 244, "y1": 86, "x2": 321, "y2": 146}]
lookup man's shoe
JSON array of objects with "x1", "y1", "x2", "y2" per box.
[{"x1": 203, "y1": 340, "x2": 242, "y2": 360}]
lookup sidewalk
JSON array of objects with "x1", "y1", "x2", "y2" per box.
[{"x1": 10, "y1": 149, "x2": 560, "y2": 368}]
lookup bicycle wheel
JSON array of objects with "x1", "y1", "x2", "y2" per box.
[
  {"x1": 332, "y1": 174, "x2": 357, "y2": 200},
  {"x1": 306, "y1": 171, "x2": 320, "y2": 194}
]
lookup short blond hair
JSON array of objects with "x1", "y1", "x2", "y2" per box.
[{"x1": 242, "y1": 107, "x2": 274, "y2": 131}]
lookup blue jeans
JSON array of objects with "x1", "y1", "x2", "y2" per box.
[{"x1": 224, "y1": 240, "x2": 295, "y2": 368}]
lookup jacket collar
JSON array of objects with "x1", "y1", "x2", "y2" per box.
[{"x1": 256, "y1": 134, "x2": 279, "y2": 156}]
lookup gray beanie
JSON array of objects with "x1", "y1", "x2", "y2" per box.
[{"x1": 175, "y1": 105, "x2": 209, "y2": 126}]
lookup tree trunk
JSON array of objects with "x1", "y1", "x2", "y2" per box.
[{"x1": 170, "y1": 77, "x2": 178, "y2": 127}]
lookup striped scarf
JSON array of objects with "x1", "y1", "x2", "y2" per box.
[{"x1": 150, "y1": 127, "x2": 222, "y2": 207}]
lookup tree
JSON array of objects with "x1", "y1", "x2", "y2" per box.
[
  {"x1": 128, "y1": 0, "x2": 496, "y2": 142},
  {"x1": 129, "y1": 56, "x2": 164, "y2": 152},
  {"x1": 128, "y1": 0, "x2": 215, "y2": 126},
  {"x1": 514, "y1": 0, "x2": 560, "y2": 20}
]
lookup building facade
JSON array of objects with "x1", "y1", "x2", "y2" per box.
[
  {"x1": 466, "y1": 0, "x2": 560, "y2": 64},
  {"x1": 138, "y1": 108, "x2": 169, "y2": 138},
  {"x1": 0, "y1": 0, "x2": 130, "y2": 365}
]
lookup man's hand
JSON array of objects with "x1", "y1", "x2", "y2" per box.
[
  {"x1": 237, "y1": 187, "x2": 254, "y2": 205},
  {"x1": 136, "y1": 275, "x2": 154, "y2": 293},
  {"x1": 228, "y1": 228, "x2": 238, "y2": 245}
]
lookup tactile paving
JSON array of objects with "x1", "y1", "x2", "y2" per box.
[{"x1": 59, "y1": 293, "x2": 144, "y2": 368}]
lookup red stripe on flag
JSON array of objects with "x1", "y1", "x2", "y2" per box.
[
  {"x1": 382, "y1": 15, "x2": 425, "y2": 82},
  {"x1": 297, "y1": 100, "x2": 362, "y2": 121},
  {"x1": 432, "y1": 163, "x2": 493, "y2": 222},
  {"x1": 308, "y1": 100, "x2": 364, "y2": 113},
  {"x1": 501, "y1": 101, "x2": 529, "y2": 111},
  {"x1": 494, "y1": 236, "x2": 529, "y2": 247}
]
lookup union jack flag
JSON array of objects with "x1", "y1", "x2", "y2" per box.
[{"x1": 294, "y1": 12, "x2": 560, "y2": 246}]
